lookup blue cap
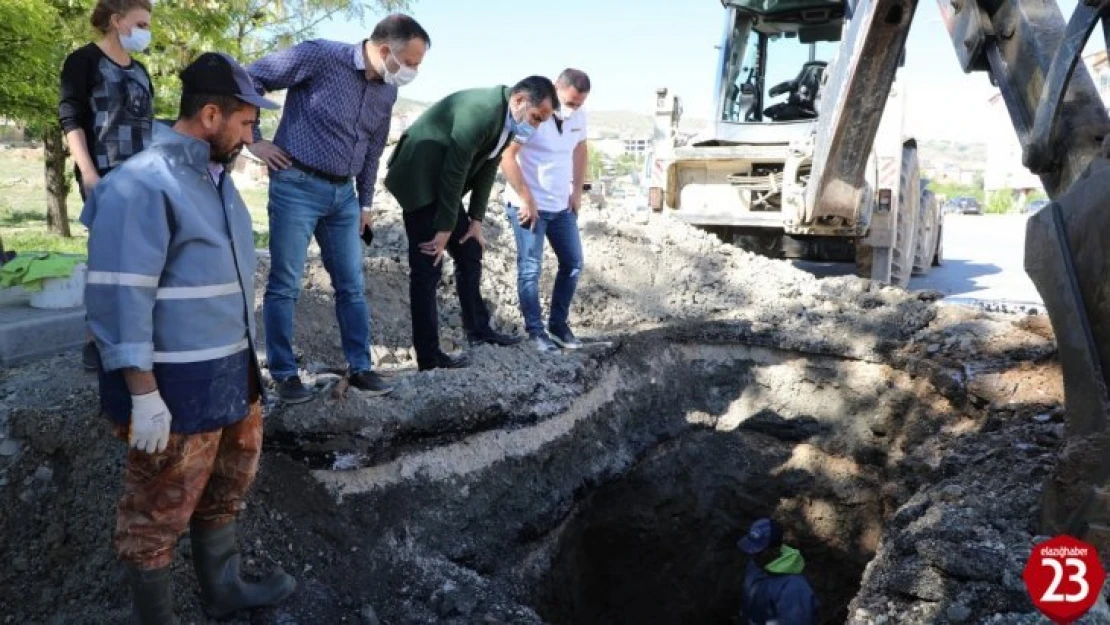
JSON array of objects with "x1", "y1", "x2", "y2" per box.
[
  {"x1": 738, "y1": 517, "x2": 783, "y2": 555},
  {"x1": 180, "y1": 52, "x2": 280, "y2": 110}
]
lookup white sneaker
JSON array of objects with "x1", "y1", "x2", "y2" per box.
[
  {"x1": 548, "y1": 327, "x2": 583, "y2": 349},
  {"x1": 533, "y1": 334, "x2": 560, "y2": 353}
]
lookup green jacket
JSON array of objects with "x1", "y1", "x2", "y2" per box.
[{"x1": 384, "y1": 86, "x2": 513, "y2": 232}]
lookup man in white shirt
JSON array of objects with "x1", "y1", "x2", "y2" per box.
[{"x1": 500, "y1": 69, "x2": 591, "y2": 351}]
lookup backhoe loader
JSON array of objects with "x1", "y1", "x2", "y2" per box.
[{"x1": 644, "y1": 0, "x2": 1110, "y2": 554}]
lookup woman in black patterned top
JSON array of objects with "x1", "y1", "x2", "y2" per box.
[
  {"x1": 58, "y1": 0, "x2": 154, "y2": 200},
  {"x1": 58, "y1": 0, "x2": 154, "y2": 372}
]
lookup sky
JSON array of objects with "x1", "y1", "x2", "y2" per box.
[{"x1": 317, "y1": 0, "x2": 1097, "y2": 143}]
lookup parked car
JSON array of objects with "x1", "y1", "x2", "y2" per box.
[
  {"x1": 945, "y1": 196, "x2": 982, "y2": 215},
  {"x1": 1025, "y1": 198, "x2": 1050, "y2": 214}
]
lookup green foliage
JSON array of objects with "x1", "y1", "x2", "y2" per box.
[
  {"x1": 1, "y1": 0, "x2": 414, "y2": 124},
  {"x1": 0, "y1": 0, "x2": 63, "y2": 129},
  {"x1": 2, "y1": 229, "x2": 87, "y2": 254},
  {"x1": 612, "y1": 153, "x2": 643, "y2": 177},
  {"x1": 984, "y1": 190, "x2": 1015, "y2": 215},
  {"x1": 141, "y1": 0, "x2": 411, "y2": 117},
  {"x1": 931, "y1": 181, "x2": 984, "y2": 203},
  {"x1": 1, "y1": 0, "x2": 415, "y2": 230},
  {"x1": 585, "y1": 146, "x2": 645, "y2": 181},
  {"x1": 587, "y1": 143, "x2": 605, "y2": 180}
]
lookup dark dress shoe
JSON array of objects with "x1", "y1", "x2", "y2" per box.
[
  {"x1": 418, "y1": 351, "x2": 470, "y2": 371},
  {"x1": 276, "y1": 377, "x2": 314, "y2": 404},
  {"x1": 348, "y1": 370, "x2": 394, "y2": 396},
  {"x1": 468, "y1": 330, "x2": 523, "y2": 347}
]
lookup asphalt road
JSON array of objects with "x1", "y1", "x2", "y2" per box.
[{"x1": 794, "y1": 213, "x2": 1043, "y2": 307}]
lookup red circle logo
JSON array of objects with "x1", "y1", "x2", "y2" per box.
[{"x1": 1023, "y1": 535, "x2": 1106, "y2": 624}]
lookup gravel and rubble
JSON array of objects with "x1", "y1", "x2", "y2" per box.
[{"x1": 0, "y1": 188, "x2": 1099, "y2": 624}]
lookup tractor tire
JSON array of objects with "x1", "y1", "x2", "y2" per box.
[
  {"x1": 889, "y1": 146, "x2": 920, "y2": 288},
  {"x1": 932, "y1": 221, "x2": 944, "y2": 266},
  {"x1": 733, "y1": 233, "x2": 783, "y2": 258},
  {"x1": 936, "y1": 224, "x2": 945, "y2": 265},
  {"x1": 912, "y1": 189, "x2": 938, "y2": 276},
  {"x1": 855, "y1": 241, "x2": 875, "y2": 280}
]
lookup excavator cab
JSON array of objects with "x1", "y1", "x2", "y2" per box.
[
  {"x1": 762, "y1": 60, "x2": 827, "y2": 121},
  {"x1": 714, "y1": 0, "x2": 845, "y2": 132}
]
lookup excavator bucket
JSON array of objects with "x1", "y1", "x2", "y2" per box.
[{"x1": 1026, "y1": 157, "x2": 1110, "y2": 551}]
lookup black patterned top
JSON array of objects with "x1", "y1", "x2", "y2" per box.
[{"x1": 58, "y1": 43, "x2": 154, "y2": 178}]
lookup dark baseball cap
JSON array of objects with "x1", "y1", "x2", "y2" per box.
[
  {"x1": 738, "y1": 517, "x2": 784, "y2": 555},
  {"x1": 179, "y1": 52, "x2": 280, "y2": 110}
]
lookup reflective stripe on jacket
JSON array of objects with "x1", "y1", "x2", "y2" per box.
[{"x1": 81, "y1": 123, "x2": 261, "y2": 433}]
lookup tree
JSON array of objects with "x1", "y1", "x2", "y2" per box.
[
  {"x1": 0, "y1": 0, "x2": 59, "y2": 123},
  {"x1": 2, "y1": 0, "x2": 413, "y2": 237},
  {"x1": 985, "y1": 189, "x2": 1016, "y2": 214},
  {"x1": 587, "y1": 143, "x2": 605, "y2": 181},
  {"x1": 613, "y1": 153, "x2": 642, "y2": 177},
  {"x1": 0, "y1": 0, "x2": 71, "y2": 235}
]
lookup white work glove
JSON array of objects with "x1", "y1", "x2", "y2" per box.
[{"x1": 130, "y1": 390, "x2": 172, "y2": 454}]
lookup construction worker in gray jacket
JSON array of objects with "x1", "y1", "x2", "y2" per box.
[{"x1": 81, "y1": 52, "x2": 294, "y2": 623}]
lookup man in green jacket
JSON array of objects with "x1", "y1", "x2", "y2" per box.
[{"x1": 384, "y1": 76, "x2": 557, "y2": 370}]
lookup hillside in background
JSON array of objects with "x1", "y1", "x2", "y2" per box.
[
  {"x1": 394, "y1": 98, "x2": 707, "y2": 137},
  {"x1": 586, "y1": 110, "x2": 709, "y2": 137},
  {"x1": 918, "y1": 139, "x2": 987, "y2": 169},
  {"x1": 394, "y1": 98, "x2": 986, "y2": 170}
]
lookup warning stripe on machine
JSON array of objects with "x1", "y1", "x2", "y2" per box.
[{"x1": 878, "y1": 156, "x2": 898, "y2": 187}]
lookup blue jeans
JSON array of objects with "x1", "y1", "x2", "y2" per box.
[
  {"x1": 505, "y1": 204, "x2": 584, "y2": 338},
  {"x1": 263, "y1": 167, "x2": 371, "y2": 379}
]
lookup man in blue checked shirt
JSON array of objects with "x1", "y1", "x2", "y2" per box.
[{"x1": 246, "y1": 14, "x2": 429, "y2": 403}]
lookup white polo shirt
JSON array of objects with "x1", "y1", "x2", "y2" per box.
[{"x1": 505, "y1": 109, "x2": 589, "y2": 213}]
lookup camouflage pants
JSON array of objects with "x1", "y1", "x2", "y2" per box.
[{"x1": 112, "y1": 401, "x2": 263, "y2": 569}]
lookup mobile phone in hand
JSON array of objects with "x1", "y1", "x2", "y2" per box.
[{"x1": 361, "y1": 226, "x2": 374, "y2": 247}]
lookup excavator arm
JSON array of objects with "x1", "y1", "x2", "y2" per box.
[
  {"x1": 784, "y1": 0, "x2": 1110, "y2": 547},
  {"x1": 804, "y1": 0, "x2": 919, "y2": 225},
  {"x1": 943, "y1": 0, "x2": 1110, "y2": 547},
  {"x1": 804, "y1": 0, "x2": 1108, "y2": 214}
]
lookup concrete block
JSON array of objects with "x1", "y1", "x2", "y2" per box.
[
  {"x1": 0, "y1": 304, "x2": 85, "y2": 367},
  {"x1": 0, "y1": 286, "x2": 29, "y2": 307}
]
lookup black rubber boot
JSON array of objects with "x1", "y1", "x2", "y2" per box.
[
  {"x1": 189, "y1": 521, "x2": 296, "y2": 619},
  {"x1": 126, "y1": 565, "x2": 177, "y2": 625}
]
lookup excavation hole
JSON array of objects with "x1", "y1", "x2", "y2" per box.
[{"x1": 534, "y1": 428, "x2": 881, "y2": 625}]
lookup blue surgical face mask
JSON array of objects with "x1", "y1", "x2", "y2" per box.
[
  {"x1": 120, "y1": 26, "x2": 151, "y2": 52},
  {"x1": 511, "y1": 105, "x2": 537, "y2": 144}
]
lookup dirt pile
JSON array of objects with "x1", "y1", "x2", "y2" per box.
[
  {"x1": 261, "y1": 188, "x2": 937, "y2": 375},
  {"x1": 0, "y1": 188, "x2": 1094, "y2": 624}
]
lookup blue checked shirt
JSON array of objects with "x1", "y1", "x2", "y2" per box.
[{"x1": 247, "y1": 39, "x2": 397, "y2": 209}]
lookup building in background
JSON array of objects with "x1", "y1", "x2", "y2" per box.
[
  {"x1": 984, "y1": 49, "x2": 1110, "y2": 203},
  {"x1": 622, "y1": 136, "x2": 651, "y2": 155}
]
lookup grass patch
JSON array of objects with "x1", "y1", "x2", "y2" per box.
[
  {"x1": 4, "y1": 229, "x2": 88, "y2": 255},
  {"x1": 0, "y1": 209, "x2": 49, "y2": 227},
  {"x1": 0, "y1": 148, "x2": 272, "y2": 255}
]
